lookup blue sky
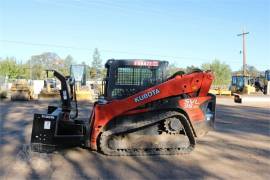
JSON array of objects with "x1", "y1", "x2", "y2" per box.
[{"x1": 0, "y1": 0, "x2": 269, "y2": 70}]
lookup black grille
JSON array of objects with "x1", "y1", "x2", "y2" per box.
[
  {"x1": 111, "y1": 67, "x2": 160, "y2": 99},
  {"x1": 116, "y1": 67, "x2": 153, "y2": 86}
]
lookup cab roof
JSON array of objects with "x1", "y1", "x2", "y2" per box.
[{"x1": 105, "y1": 59, "x2": 169, "y2": 68}]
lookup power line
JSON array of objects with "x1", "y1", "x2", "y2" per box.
[
  {"x1": 1, "y1": 39, "x2": 268, "y2": 67},
  {"x1": 0, "y1": 39, "x2": 211, "y2": 61}
]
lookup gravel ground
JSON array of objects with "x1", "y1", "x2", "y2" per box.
[{"x1": 0, "y1": 97, "x2": 269, "y2": 180}]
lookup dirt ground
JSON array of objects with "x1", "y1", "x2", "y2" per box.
[{"x1": 0, "y1": 97, "x2": 269, "y2": 180}]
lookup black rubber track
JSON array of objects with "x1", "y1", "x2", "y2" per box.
[{"x1": 98, "y1": 111, "x2": 196, "y2": 156}]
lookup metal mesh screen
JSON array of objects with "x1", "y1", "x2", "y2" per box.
[
  {"x1": 110, "y1": 67, "x2": 156, "y2": 99},
  {"x1": 116, "y1": 67, "x2": 153, "y2": 86}
]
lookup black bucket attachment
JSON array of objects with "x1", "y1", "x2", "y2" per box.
[
  {"x1": 31, "y1": 106, "x2": 87, "y2": 153},
  {"x1": 31, "y1": 70, "x2": 88, "y2": 153}
]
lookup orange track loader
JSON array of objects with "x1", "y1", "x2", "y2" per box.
[{"x1": 31, "y1": 59, "x2": 216, "y2": 155}]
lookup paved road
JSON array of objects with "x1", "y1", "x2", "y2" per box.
[{"x1": 0, "y1": 97, "x2": 269, "y2": 179}]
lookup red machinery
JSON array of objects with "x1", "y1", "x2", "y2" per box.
[{"x1": 31, "y1": 59, "x2": 215, "y2": 155}]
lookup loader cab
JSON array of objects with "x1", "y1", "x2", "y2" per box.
[
  {"x1": 231, "y1": 75, "x2": 249, "y2": 90},
  {"x1": 44, "y1": 78, "x2": 57, "y2": 89},
  {"x1": 231, "y1": 75, "x2": 255, "y2": 94},
  {"x1": 102, "y1": 59, "x2": 168, "y2": 100}
]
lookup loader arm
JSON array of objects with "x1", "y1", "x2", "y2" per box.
[{"x1": 90, "y1": 71, "x2": 214, "y2": 149}]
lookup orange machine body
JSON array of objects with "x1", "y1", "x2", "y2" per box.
[{"x1": 89, "y1": 71, "x2": 214, "y2": 150}]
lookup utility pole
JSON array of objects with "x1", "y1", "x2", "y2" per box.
[{"x1": 237, "y1": 30, "x2": 249, "y2": 76}]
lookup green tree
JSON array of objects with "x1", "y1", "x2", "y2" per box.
[
  {"x1": 19, "y1": 63, "x2": 32, "y2": 79},
  {"x1": 89, "y1": 67, "x2": 97, "y2": 79},
  {"x1": 201, "y1": 59, "x2": 232, "y2": 86},
  {"x1": 91, "y1": 48, "x2": 103, "y2": 78},
  {"x1": 166, "y1": 63, "x2": 185, "y2": 78},
  {"x1": 83, "y1": 63, "x2": 91, "y2": 80},
  {"x1": 28, "y1": 52, "x2": 65, "y2": 79},
  {"x1": 186, "y1": 65, "x2": 200, "y2": 73},
  {"x1": 65, "y1": 55, "x2": 74, "y2": 66},
  {"x1": 59, "y1": 55, "x2": 74, "y2": 76},
  {"x1": 246, "y1": 65, "x2": 260, "y2": 77},
  {"x1": 0, "y1": 53, "x2": 78, "y2": 80},
  {"x1": 0, "y1": 57, "x2": 20, "y2": 79},
  {"x1": 234, "y1": 65, "x2": 260, "y2": 77}
]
